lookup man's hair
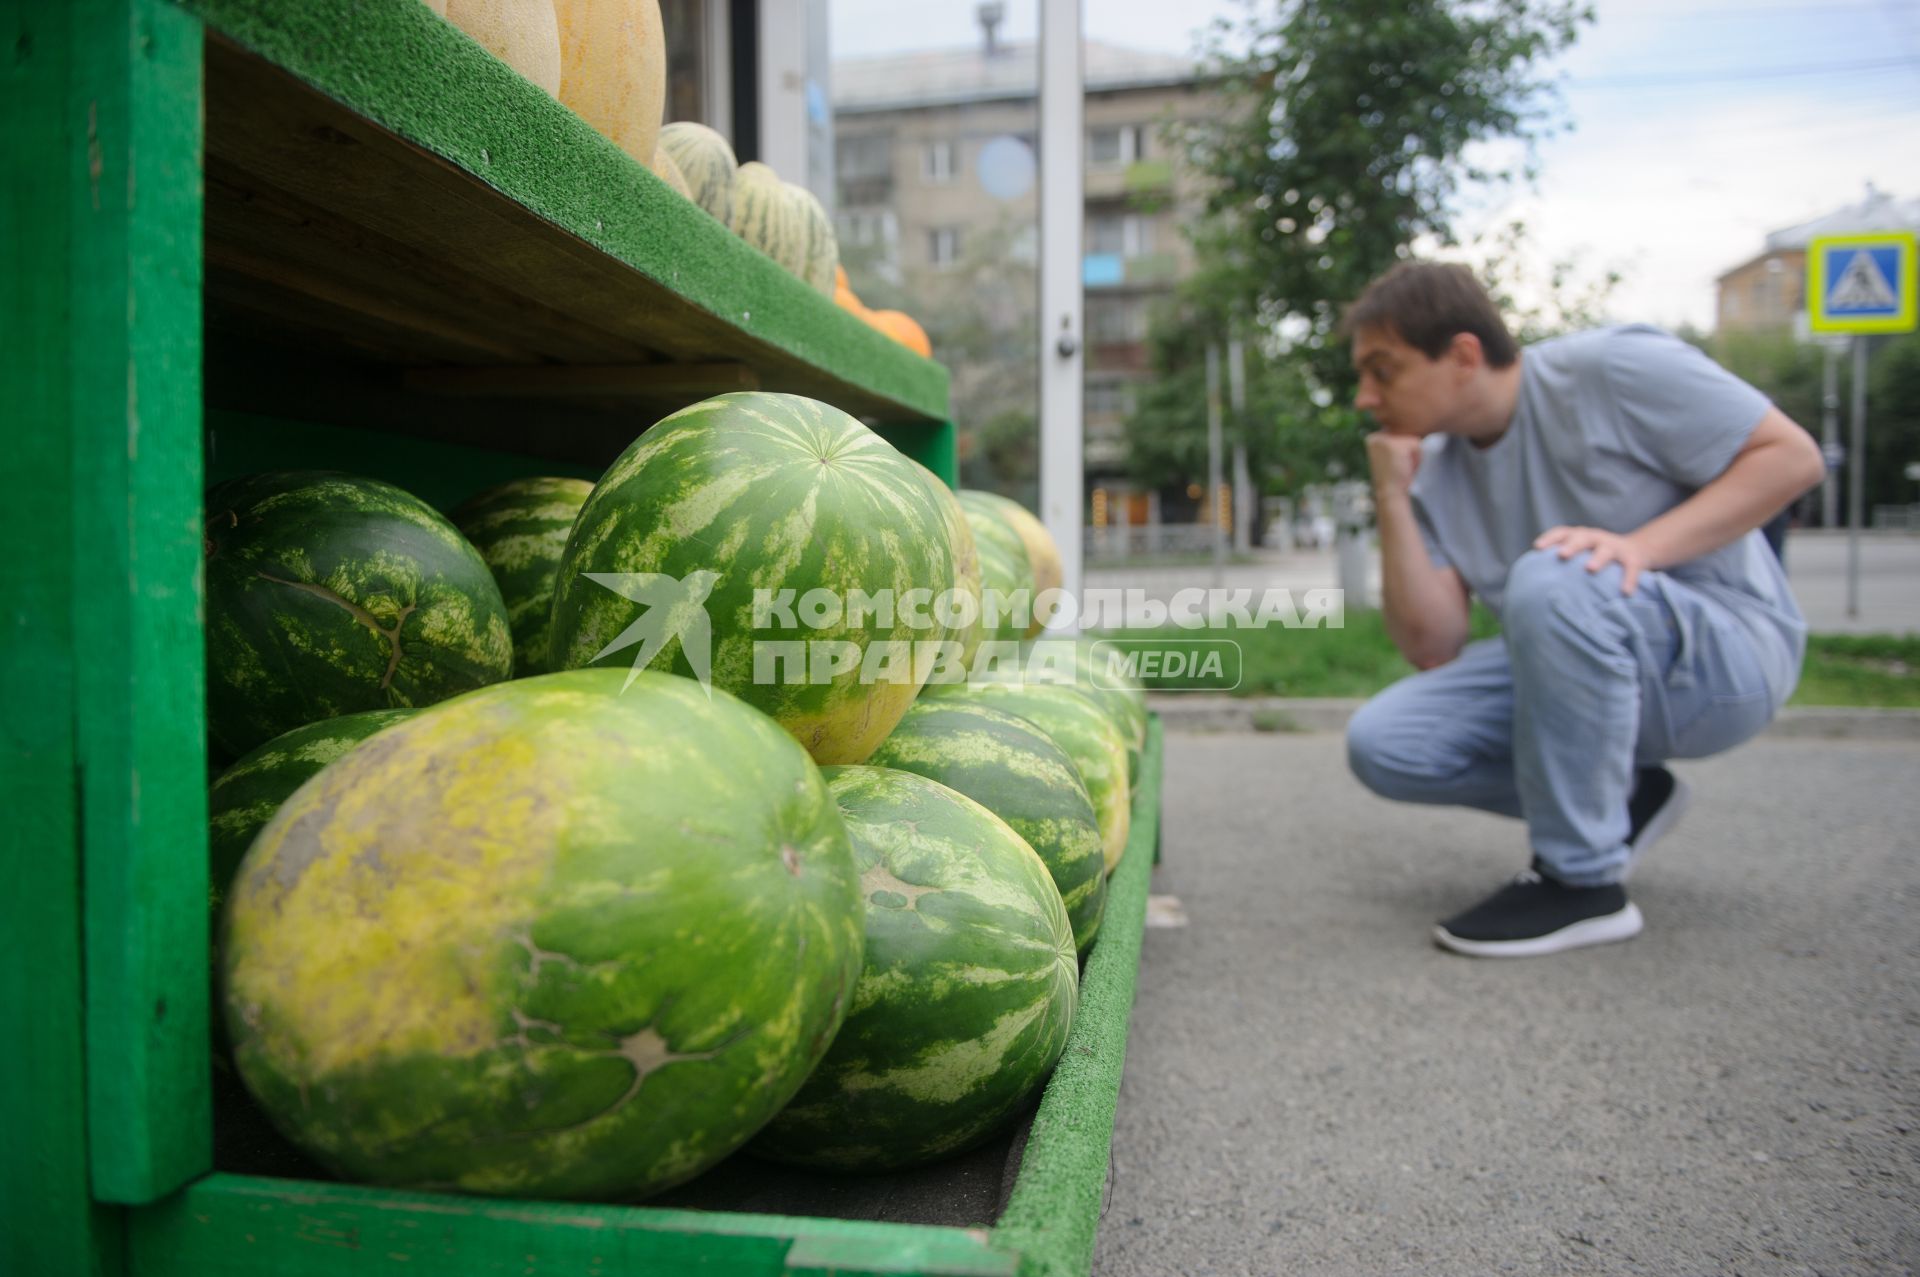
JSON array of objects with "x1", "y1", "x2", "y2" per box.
[{"x1": 1339, "y1": 261, "x2": 1519, "y2": 369}]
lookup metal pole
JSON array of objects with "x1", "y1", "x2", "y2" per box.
[
  {"x1": 1037, "y1": 0, "x2": 1084, "y2": 630},
  {"x1": 1206, "y1": 343, "x2": 1224, "y2": 588},
  {"x1": 1847, "y1": 335, "x2": 1867, "y2": 617},
  {"x1": 1227, "y1": 334, "x2": 1251, "y2": 556},
  {"x1": 1821, "y1": 341, "x2": 1840, "y2": 529}
]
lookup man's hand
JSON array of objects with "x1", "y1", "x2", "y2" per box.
[
  {"x1": 1534, "y1": 526, "x2": 1654, "y2": 595},
  {"x1": 1365, "y1": 431, "x2": 1423, "y2": 498}
]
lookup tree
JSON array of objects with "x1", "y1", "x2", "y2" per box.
[{"x1": 1127, "y1": 0, "x2": 1590, "y2": 499}]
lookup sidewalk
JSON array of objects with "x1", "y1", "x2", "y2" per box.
[{"x1": 1095, "y1": 730, "x2": 1920, "y2": 1275}]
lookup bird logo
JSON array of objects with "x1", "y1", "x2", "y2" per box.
[{"x1": 584, "y1": 570, "x2": 721, "y2": 694}]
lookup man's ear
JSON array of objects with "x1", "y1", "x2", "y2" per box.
[{"x1": 1447, "y1": 331, "x2": 1485, "y2": 371}]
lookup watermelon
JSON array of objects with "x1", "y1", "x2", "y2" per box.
[
  {"x1": 547, "y1": 392, "x2": 953, "y2": 766},
  {"x1": 221, "y1": 669, "x2": 863, "y2": 1201},
  {"x1": 958, "y1": 490, "x2": 1062, "y2": 637},
  {"x1": 912, "y1": 461, "x2": 985, "y2": 673},
  {"x1": 204, "y1": 471, "x2": 514, "y2": 756},
  {"x1": 208, "y1": 709, "x2": 417, "y2": 911},
  {"x1": 451, "y1": 476, "x2": 593, "y2": 676},
  {"x1": 960, "y1": 499, "x2": 1037, "y2": 649},
  {"x1": 923, "y1": 680, "x2": 1132, "y2": 873},
  {"x1": 868, "y1": 699, "x2": 1106, "y2": 953},
  {"x1": 1015, "y1": 638, "x2": 1149, "y2": 785},
  {"x1": 752, "y1": 765, "x2": 1076, "y2": 1171},
  {"x1": 658, "y1": 121, "x2": 737, "y2": 223}
]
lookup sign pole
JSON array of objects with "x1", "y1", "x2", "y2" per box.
[
  {"x1": 1821, "y1": 342, "x2": 1840, "y2": 528},
  {"x1": 1206, "y1": 342, "x2": 1224, "y2": 589},
  {"x1": 1848, "y1": 334, "x2": 1867, "y2": 618}
]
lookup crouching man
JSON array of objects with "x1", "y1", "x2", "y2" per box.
[{"x1": 1342, "y1": 262, "x2": 1825, "y2": 957}]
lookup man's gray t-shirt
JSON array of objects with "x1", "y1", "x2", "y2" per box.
[{"x1": 1408, "y1": 324, "x2": 1806, "y2": 701}]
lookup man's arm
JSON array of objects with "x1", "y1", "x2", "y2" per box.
[
  {"x1": 1368, "y1": 432, "x2": 1471, "y2": 669},
  {"x1": 1535, "y1": 406, "x2": 1826, "y2": 592}
]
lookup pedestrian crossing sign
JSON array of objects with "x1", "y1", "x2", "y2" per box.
[{"x1": 1808, "y1": 231, "x2": 1917, "y2": 334}]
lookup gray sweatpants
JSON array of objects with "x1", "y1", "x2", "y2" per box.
[{"x1": 1346, "y1": 547, "x2": 1804, "y2": 886}]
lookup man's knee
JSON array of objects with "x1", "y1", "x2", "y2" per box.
[
  {"x1": 1346, "y1": 695, "x2": 1407, "y2": 797},
  {"x1": 1502, "y1": 546, "x2": 1617, "y2": 632}
]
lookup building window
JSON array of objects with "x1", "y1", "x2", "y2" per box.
[
  {"x1": 1088, "y1": 297, "x2": 1148, "y2": 343},
  {"x1": 838, "y1": 134, "x2": 892, "y2": 182},
  {"x1": 1086, "y1": 379, "x2": 1136, "y2": 419},
  {"x1": 1089, "y1": 212, "x2": 1154, "y2": 258},
  {"x1": 922, "y1": 140, "x2": 957, "y2": 185},
  {"x1": 929, "y1": 226, "x2": 962, "y2": 269},
  {"x1": 1088, "y1": 124, "x2": 1146, "y2": 168},
  {"x1": 837, "y1": 208, "x2": 896, "y2": 248}
]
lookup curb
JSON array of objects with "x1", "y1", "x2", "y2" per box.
[{"x1": 1146, "y1": 695, "x2": 1920, "y2": 742}]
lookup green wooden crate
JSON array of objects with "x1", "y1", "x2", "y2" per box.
[{"x1": 0, "y1": 2, "x2": 1159, "y2": 1274}]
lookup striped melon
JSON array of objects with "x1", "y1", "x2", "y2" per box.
[
  {"x1": 650, "y1": 143, "x2": 694, "y2": 200},
  {"x1": 222, "y1": 669, "x2": 864, "y2": 1200},
  {"x1": 203, "y1": 471, "x2": 514, "y2": 757},
  {"x1": 1014, "y1": 638, "x2": 1149, "y2": 785},
  {"x1": 658, "y1": 121, "x2": 737, "y2": 223},
  {"x1": 547, "y1": 393, "x2": 953, "y2": 765},
  {"x1": 752, "y1": 765, "x2": 1076, "y2": 1171},
  {"x1": 960, "y1": 498, "x2": 1037, "y2": 647},
  {"x1": 912, "y1": 461, "x2": 984, "y2": 672},
  {"x1": 451, "y1": 476, "x2": 593, "y2": 676},
  {"x1": 924, "y1": 680, "x2": 1132, "y2": 873},
  {"x1": 788, "y1": 181, "x2": 839, "y2": 297},
  {"x1": 208, "y1": 709, "x2": 417, "y2": 912},
  {"x1": 958, "y1": 490, "x2": 1062, "y2": 638},
  {"x1": 868, "y1": 700, "x2": 1106, "y2": 953},
  {"x1": 728, "y1": 162, "x2": 804, "y2": 275},
  {"x1": 552, "y1": 0, "x2": 665, "y2": 167}
]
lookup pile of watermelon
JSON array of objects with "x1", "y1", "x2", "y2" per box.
[{"x1": 206, "y1": 391, "x2": 1147, "y2": 1201}]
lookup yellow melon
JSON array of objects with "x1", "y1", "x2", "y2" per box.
[
  {"x1": 552, "y1": 0, "x2": 667, "y2": 167},
  {"x1": 443, "y1": 0, "x2": 561, "y2": 96},
  {"x1": 420, "y1": 0, "x2": 448, "y2": 15}
]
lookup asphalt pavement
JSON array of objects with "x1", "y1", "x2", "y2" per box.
[{"x1": 1094, "y1": 730, "x2": 1920, "y2": 1276}]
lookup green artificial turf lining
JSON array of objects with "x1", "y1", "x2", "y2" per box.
[
  {"x1": 181, "y1": 0, "x2": 948, "y2": 422},
  {"x1": 992, "y1": 716, "x2": 1161, "y2": 1277}
]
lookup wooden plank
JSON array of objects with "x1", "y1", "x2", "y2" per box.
[
  {"x1": 0, "y1": 1, "x2": 129, "y2": 1269},
  {"x1": 403, "y1": 362, "x2": 762, "y2": 400},
  {"x1": 70, "y1": 0, "x2": 212, "y2": 1205},
  {"x1": 192, "y1": 22, "x2": 946, "y2": 424},
  {"x1": 128, "y1": 1175, "x2": 1017, "y2": 1277}
]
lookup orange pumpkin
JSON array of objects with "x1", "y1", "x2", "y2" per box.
[{"x1": 867, "y1": 309, "x2": 932, "y2": 358}]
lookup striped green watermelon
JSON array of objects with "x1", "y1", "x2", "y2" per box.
[
  {"x1": 547, "y1": 392, "x2": 952, "y2": 766},
  {"x1": 751, "y1": 765, "x2": 1076, "y2": 1171},
  {"x1": 912, "y1": 462, "x2": 985, "y2": 673},
  {"x1": 960, "y1": 499, "x2": 1037, "y2": 648},
  {"x1": 958, "y1": 490, "x2": 1061, "y2": 638},
  {"x1": 208, "y1": 708, "x2": 416, "y2": 911},
  {"x1": 221, "y1": 669, "x2": 863, "y2": 1201},
  {"x1": 658, "y1": 121, "x2": 737, "y2": 224},
  {"x1": 1017, "y1": 638, "x2": 1149, "y2": 785},
  {"x1": 923, "y1": 680, "x2": 1132, "y2": 873},
  {"x1": 204, "y1": 472, "x2": 514, "y2": 756},
  {"x1": 788, "y1": 181, "x2": 839, "y2": 297},
  {"x1": 451, "y1": 476, "x2": 594, "y2": 675},
  {"x1": 867, "y1": 699, "x2": 1106, "y2": 953}
]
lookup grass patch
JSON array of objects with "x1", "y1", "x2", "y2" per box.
[{"x1": 1092, "y1": 614, "x2": 1920, "y2": 708}]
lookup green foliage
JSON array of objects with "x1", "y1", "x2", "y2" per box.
[
  {"x1": 1128, "y1": 0, "x2": 1591, "y2": 500},
  {"x1": 1709, "y1": 330, "x2": 1920, "y2": 519}
]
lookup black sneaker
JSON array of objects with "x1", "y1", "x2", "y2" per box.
[
  {"x1": 1434, "y1": 865, "x2": 1644, "y2": 958},
  {"x1": 1623, "y1": 766, "x2": 1691, "y2": 880}
]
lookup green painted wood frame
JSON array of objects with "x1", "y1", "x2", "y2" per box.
[{"x1": 2, "y1": 1, "x2": 1142, "y2": 1273}]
